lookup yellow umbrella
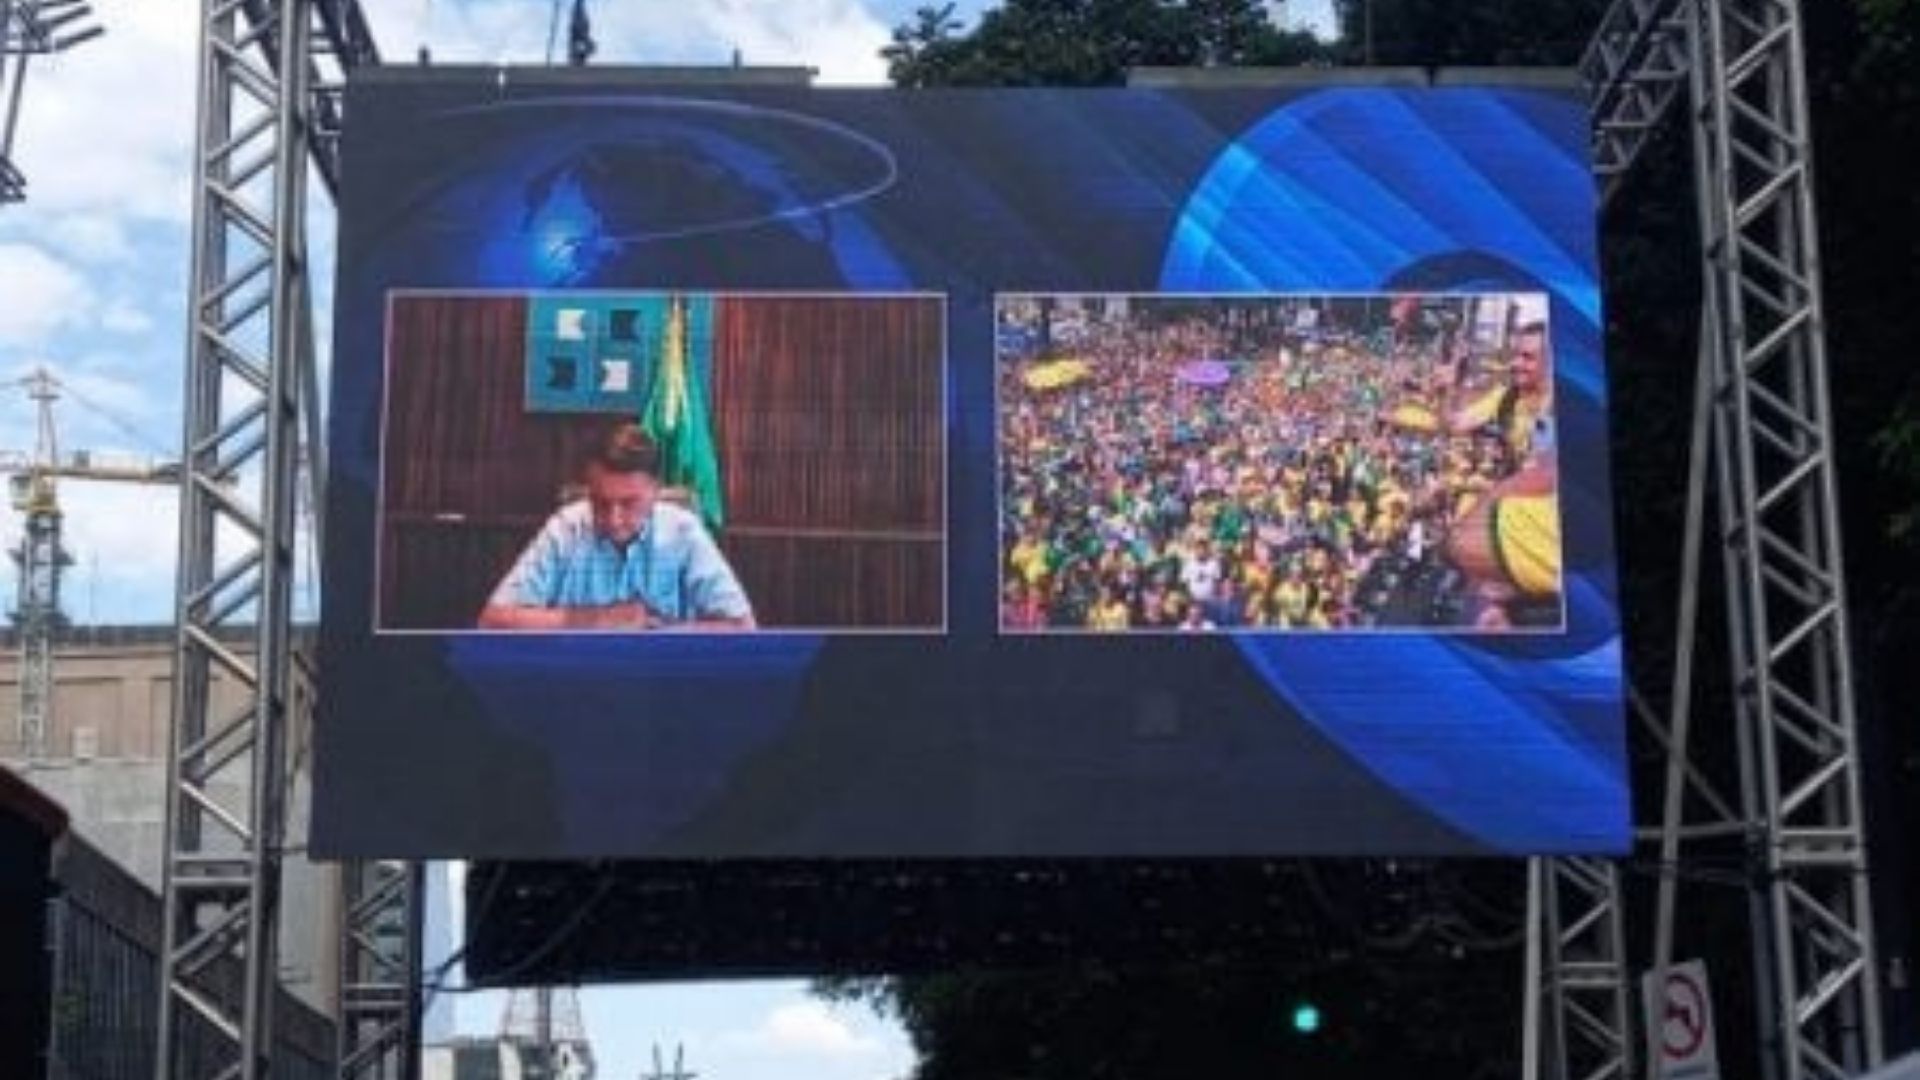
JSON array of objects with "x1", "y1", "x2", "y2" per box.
[
  {"x1": 1023, "y1": 358, "x2": 1092, "y2": 390},
  {"x1": 1387, "y1": 402, "x2": 1440, "y2": 432}
]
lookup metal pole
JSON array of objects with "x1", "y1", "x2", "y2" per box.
[
  {"x1": 1526, "y1": 858, "x2": 1546, "y2": 1080},
  {"x1": 1646, "y1": 309, "x2": 1721, "y2": 1066}
]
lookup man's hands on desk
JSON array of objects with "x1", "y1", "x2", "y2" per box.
[
  {"x1": 561, "y1": 601, "x2": 660, "y2": 630},
  {"x1": 477, "y1": 598, "x2": 661, "y2": 630},
  {"x1": 477, "y1": 598, "x2": 753, "y2": 631}
]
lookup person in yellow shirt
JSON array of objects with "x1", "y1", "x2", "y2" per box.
[
  {"x1": 1446, "y1": 319, "x2": 1562, "y2": 626},
  {"x1": 1008, "y1": 531, "x2": 1049, "y2": 588},
  {"x1": 1086, "y1": 586, "x2": 1131, "y2": 631},
  {"x1": 1450, "y1": 319, "x2": 1554, "y2": 467},
  {"x1": 1304, "y1": 600, "x2": 1333, "y2": 630},
  {"x1": 1368, "y1": 507, "x2": 1399, "y2": 550},
  {"x1": 1244, "y1": 589, "x2": 1275, "y2": 627},
  {"x1": 1240, "y1": 550, "x2": 1273, "y2": 597},
  {"x1": 1274, "y1": 571, "x2": 1310, "y2": 627}
]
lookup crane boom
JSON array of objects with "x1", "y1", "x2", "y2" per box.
[{"x1": 0, "y1": 456, "x2": 183, "y2": 485}]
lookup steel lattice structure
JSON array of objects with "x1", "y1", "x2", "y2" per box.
[
  {"x1": 1584, "y1": 0, "x2": 1691, "y2": 206},
  {"x1": 1689, "y1": 0, "x2": 1882, "y2": 1071},
  {"x1": 0, "y1": 0, "x2": 103, "y2": 203},
  {"x1": 155, "y1": 0, "x2": 387, "y2": 1071},
  {"x1": 9, "y1": 474, "x2": 67, "y2": 756},
  {"x1": 1533, "y1": 0, "x2": 1887, "y2": 1077},
  {"x1": 1528, "y1": 857, "x2": 1633, "y2": 1080},
  {"x1": 337, "y1": 860, "x2": 418, "y2": 1080},
  {"x1": 157, "y1": 0, "x2": 310, "y2": 1069},
  {"x1": 149, "y1": 0, "x2": 1885, "y2": 1077}
]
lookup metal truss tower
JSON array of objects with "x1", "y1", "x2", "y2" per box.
[
  {"x1": 156, "y1": 0, "x2": 311, "y2": 1072},
  {"x1": 1689, "y1": 0, "x2": 1882, "y2": 1068},
  {"x1": 157, "y1": 1, "x2": 383, "y2": 1079},
  {"x1": 1529, "y1": 0, "x2": 1887, "y2": 1077},
  {"x1": 338, "y1": 860, "x2": 419, "y2": 1080},
  {"x1": 1526, "y1": 857, "x2": 1632, "y2": 1080},
  {"x1": 11, "y1": 369, "x2": 66, "y2": 758},
  {"x1": 9, "y1": 475, "x2": 68, "y2": 756}
]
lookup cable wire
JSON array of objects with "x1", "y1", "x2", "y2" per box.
[{"x1": 421, "y1": 867, "x2": 618, "y2": 1005}]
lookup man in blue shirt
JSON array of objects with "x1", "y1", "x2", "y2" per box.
[{"x1": 477, "y1": 424, "x2": 755, "y2": 631}]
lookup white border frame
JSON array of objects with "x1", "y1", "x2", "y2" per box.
[
  {"x1": 372, "y1": 287, "x2": 951, "y2": 637},
  {"x1": 990, "y1": 289, "x2": 1571, "y2": 637}
]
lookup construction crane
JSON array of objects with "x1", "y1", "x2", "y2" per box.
[
  {"x1": 2, "y1": 367, "x2": 183, "y2": 757},
  {"x1": 500, "y1": 985, "x2": 598, "y2": 1080},
  {"x1": 642, "y1": 1044, "x2": 697, "y2": 1080}
]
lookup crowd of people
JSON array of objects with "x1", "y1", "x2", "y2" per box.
[{"x1": 997, "y1": 296, "x2": 1562, "y2": 633}]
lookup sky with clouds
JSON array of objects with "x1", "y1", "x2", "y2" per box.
[{"x1": 0, "y1": 2, "x2": 1332, "y2": 1077}]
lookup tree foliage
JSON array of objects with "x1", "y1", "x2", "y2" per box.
[
  {"x1": 822, "y1": 950, "x2": 1521, "y2": 1080},
  {"x1": 1329, "y1": 0, "x2": 1605, "y2": 65},
  {"x1": 884, "y1": 0, "x2": 1328, "y2": 87}
]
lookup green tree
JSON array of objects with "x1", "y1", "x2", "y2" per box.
[
  {"x1": 885, "y1": 0, "x2": 1330, "y2": 87},
  {"x1": 1330, "y1": 0, "x2": 1604, "y2": 65}
]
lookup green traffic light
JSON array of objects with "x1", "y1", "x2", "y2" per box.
[{"x1": 1291, "y1": 1002, "x2": 1322, "y2": 1034}]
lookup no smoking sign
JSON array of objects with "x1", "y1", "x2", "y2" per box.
[{"x1": 1645, "y1": 960, "x2": 1721, "y2": 1080}]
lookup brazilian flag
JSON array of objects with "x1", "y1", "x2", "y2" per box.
[{"x1": 643, "y1": 295, "x2": 726, "y2": 530}]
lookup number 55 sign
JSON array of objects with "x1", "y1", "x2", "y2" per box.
[{"x1": 1644, "y1": 960, "x2": 1721, "y2": 1080}]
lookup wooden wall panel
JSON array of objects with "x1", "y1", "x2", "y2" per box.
[{"x1": 712, "y1": 297, "x2": 944, "y2": 533}]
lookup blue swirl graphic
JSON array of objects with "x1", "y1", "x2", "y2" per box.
[{"x1": 1163, "y1": 87, "x2": 1628, "y2": 852}]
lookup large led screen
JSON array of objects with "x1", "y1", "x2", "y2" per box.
[{"x1": 315, "y1": 69, "x2": 1628, "y2": 858}]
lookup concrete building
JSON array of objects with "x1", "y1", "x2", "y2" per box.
[
  {"x1": 0, "y1": 625, "x2": 342, "y2": 1016},
  {"x1": 421, "y1": 1036, "x2": 595, "y2": 1080}
]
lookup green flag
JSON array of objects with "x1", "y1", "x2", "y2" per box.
[{"x1": 643, "y1": 295, "x2": 726, "y2": 529}]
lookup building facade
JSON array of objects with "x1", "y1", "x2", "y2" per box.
[{"x1": 0, "y1": 625, "x2": 341, "y2": 1016}]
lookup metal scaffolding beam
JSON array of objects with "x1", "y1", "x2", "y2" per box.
[
  {"x1": 1690, "y1": 0, "x2": 1883, "y2": 1072},
  {"x1": 1540, "y1": 0, "x2": 1886, "y2": 1077},
  {"x1": 157, "y1": 0, "x2": 310, "y2": 1076},
  {"x1": 9, "y1": 492, "x2": 66, "y2": 755},
  {"x1": 158, "y1": 1, "x2": 397, "y2": 1077},
  {"x1": 1581, "y1": 0, "x2": 1691, "y2": 206},
  {"x1": 338, "y1": 861, "x2": 420, "y2": 1080},
  {"x1": 1529, "y1": 857, "x2": 1633, "y2": 1080},
  {"x1": 236, "y1": 0, "x2": 379, "y2": 195}
]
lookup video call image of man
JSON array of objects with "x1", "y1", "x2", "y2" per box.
[{"x1": 477, "y1": 424, "x2": 756, "y2": 631}]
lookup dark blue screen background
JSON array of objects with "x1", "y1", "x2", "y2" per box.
[{"x1": 313, "y1": 71, "x2": 1627, "y2": 858}]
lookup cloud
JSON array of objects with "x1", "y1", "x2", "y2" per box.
[
  {"x1": 0, "y1": 244, "x2": 90, "y2": 345},
  {"x1": 99, "y1": 301, "x2": 155, "y2": 336},
  {"x1": 31, "y1": 213, "x2": 138, "y2": 265},
  {"x1": 679, "y1": 0, "x2": 892, "y2": 84},
  {"x1": 6, "y1": 1, "x2": 196, "y2": 222},
  {"x1": 362, "y1": 0, "x2": 890, "y2": 83},
  {"x1": 363, "y1": 0, "x2": 561, "y2": 65},
  {"x1": 738, "y1": 1001, "x2": 883, "y2": 1058}
]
